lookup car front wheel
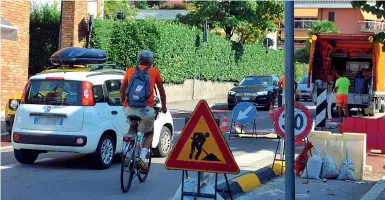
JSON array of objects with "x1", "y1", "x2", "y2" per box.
[
  {"x1": 154, "y1": 126, "x2": 172, "y2": 157},
  {"x1": 14, "y1": 149, "x2": 39, "y2": 164}
]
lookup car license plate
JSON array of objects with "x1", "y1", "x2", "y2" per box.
[
  {"x1": 241, "y1": 97, "x2": 251, "y2": 101},
  {"x1": 34, "y1": 117, "x2": 63, "y2": 125}
]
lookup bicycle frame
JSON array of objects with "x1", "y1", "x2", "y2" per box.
[{"x1": 122, "y1": 120, "x2": 144, "y2": 165}]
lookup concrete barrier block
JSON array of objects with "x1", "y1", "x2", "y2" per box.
[{"x1": 308, "y1": 131, "x2": 366, "y2": 180}]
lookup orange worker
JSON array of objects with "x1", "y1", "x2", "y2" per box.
[{"x1": 278, "y1": 75, "x2": 298, "y2": 103}]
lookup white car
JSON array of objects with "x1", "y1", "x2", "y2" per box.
[{"x1": 11, "y1": 48, "x2": 174, "y2": 169}]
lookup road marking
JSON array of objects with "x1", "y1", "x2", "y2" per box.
[
  {"x1": 235, "y1": 150, "x2": 275, "y2": 167},
  {"x1": 1, "y1": 132, "x2": 9, "y2": 136},
  {"x1": 0, "y1": 158, "x2": 54, "y2": 170},
  {"x1": 0, "y1": 146, "x2": 14, "y2": 152}
]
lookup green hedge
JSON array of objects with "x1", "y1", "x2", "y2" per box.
[
  {"x1": 29, "y1": 2, "x2": 60, "y2": 76},
  {"x1": 90, "y1": 19, "x2": 304, "y2": 83}
]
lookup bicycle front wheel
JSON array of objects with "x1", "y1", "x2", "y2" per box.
[
  {"x1": 120, "y1": 145, "x2": 135, "y2": 193},
  {"x1": 138, "y1": 149, "x2": 152, "y2": 182}
]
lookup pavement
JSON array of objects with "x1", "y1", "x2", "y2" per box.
[
  {"x1": 1, "y1": 98, "x2": 384, "y2": 200},
  {"x1": 237, "y1": 176, "x2": 377, "y2": 200}
]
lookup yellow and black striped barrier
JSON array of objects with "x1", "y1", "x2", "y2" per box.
[{"x1": 217, "y1": 161, "x2": 285, "y2": 199}]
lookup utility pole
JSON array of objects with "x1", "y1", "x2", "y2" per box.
[{"x1": 284, "y1": 0, "x2": 295, "y2": 200}]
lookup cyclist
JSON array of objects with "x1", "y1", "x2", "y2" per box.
[{"x1": 120, "y1": 50, "x2": 168, "y2": 173}]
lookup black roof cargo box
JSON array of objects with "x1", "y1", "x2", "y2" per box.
[{"x1": 50, "y1": 47, "x2": 107, "y2": 65}]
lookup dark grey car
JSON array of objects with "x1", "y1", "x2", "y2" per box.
[{"x1": 227, "y1": 75, "x2": 280, "y2": 110}]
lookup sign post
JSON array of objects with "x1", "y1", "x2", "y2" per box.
[
  {"x1": 272, "y1": 103, "x2": 313, "y2": 186},
  {"x1": 284, "y1": 0, "x2": 295, "y2": 199},
  {"x1": 166, "y1": 100, "x2": 240, "y2": 199}
]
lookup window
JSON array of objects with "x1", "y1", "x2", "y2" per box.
[
  {"x1": 105, "y1": 80, "x2": 122, "y2": 106},
  {"x1": 273, "y1": 76, "x2": 279, "y2": 86},
  {"x1": 328, "y1": 12, "x2": 335, "y2": 22},
  {"x1": 25, "y1": 80, "x2": 82, "y2": 106},
  {"x1": 92, "y1": 85, "x2": 105, "y2": 103},
  {"x1": 300, "y1": 77, "x2": 308, "y2": 84},
  {"x1": 239, "y1": 77, "x2": 273, "y2": 86}
]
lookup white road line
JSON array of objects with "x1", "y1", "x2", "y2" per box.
[
  {"x1": 0, "y1": 146, "x2": 13, "y2": 150},
  {"x1": 0, "y1": 158, "x2": 54, "y2": 170},
  {"x1": 235, "y1": 150, "x2": 275, "y2": 166},
  {"x1": 1, "y1": 132, "x2": 9, "y2": 136},
  {"x1": 0, "y1": 146, "x2": 14, "y2": 152}
]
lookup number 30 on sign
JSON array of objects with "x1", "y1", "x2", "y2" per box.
[{"x1": 273, "y1": 103, "x2": 313, "y2": 141}]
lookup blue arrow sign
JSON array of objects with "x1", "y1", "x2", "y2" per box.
[{"x1": 232, "y1": 102, "x2": 257, "y2": 125}]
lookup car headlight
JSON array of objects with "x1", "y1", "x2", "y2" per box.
[
  {"x1": 256, "y1": 91, "x2": 268, "y2": 96},
  {"x1": 228, "y1": 91, "x2": 236, "y2": 95},
  {"x1": 9, "y1": 99, "x2": 19, "y2": 110}
]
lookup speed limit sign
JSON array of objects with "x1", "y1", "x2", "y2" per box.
[{"x1": 273, "y1": 103, "x2": 313, "y2": 140}]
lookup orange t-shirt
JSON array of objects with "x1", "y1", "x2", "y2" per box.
[
  {"x1": 280, "y1": 76, "x2": 285, "y2": 89},
  {"x1": 279, "y1": 76, "x2": 297, "y2": 90},
  {"x1": 122, "y1": 65, "x2": 163, "y2": 108}
]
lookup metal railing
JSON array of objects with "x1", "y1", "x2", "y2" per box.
[
  {"x1": 357, "y1": 21, "x2": 385, "y2": 33},
  {"x1": 279, "y1": 20, "x2": 315, "y2": 30}
]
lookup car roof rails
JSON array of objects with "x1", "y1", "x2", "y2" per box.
[
  {"x1": 86, "y1": 71, "x2": 125, "y2": 77},
  {"x1": 89, "y1": 63, "x2": 125, "y2": 71}
]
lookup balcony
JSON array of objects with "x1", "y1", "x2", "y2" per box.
[
  {"x1": 279, "y1": 20, "x2": 314, "y2": 30},
  {"x1": 357, "y1": 21, "x2": 385, "y2": 33}
]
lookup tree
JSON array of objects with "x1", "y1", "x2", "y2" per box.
[
  {"x1": 29, "y1": 1, "x2": 60, "y2": 76},
  {"x1": 177, "y1": 0, "x2": 283, "y2": 43},
  {"x1": 294, "y1": 20, "x2": 339, "y2": 64},
  {"x1": 308, "y1": 20, "x2": 339, "y2": 36},
  {"x1": 104, "y1": 0, "x2": 137, "y2": 20},
  {"x1": 351, "y1": 1, "x2": 385, "y2": 51}
]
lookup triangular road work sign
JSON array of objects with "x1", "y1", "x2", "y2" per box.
[{"x1": 165, "y1": 100, "x2": 240, "y2": 174}]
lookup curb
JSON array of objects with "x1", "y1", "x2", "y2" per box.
[
  {"x1": 360, "y1": 176, "x2": 385, "y2": 200},
  {"x1": 216, "y1": 161, "x2": 285, "y2": 199}
]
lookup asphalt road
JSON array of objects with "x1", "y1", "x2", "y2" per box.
[{"x1": 1, "y1": 105, "x2": 284, "y2": 200}]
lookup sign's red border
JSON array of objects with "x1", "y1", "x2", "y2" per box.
[{"x1": 273, "y1": 103, "x2": 313, "y2": 141}]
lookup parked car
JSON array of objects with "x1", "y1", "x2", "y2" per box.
[
  {"x1": 227, "y1": 75, "x2": 280, "y2": 110},
  {"x1": 12, "y1": 47, "x2": 174, "y2": 169},
  {"x1": 4, "y1": 94, "x2": 22, "y2": 134},
  {"x1": 296, "y1": 76, "x2": 313, "y2": 101}
]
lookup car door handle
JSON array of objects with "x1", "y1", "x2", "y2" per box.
[{"x1": 111, "y1": 111, "x2": 118, "y2": 115}]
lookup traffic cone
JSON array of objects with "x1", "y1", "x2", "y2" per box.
[
  {"x1": 221, "y1": 113, "x2": 229, "y2": 132},
  {"x1": 268, "y1": 105, "x2": 274, "y2": 118}
]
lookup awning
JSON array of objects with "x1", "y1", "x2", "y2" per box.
[
  {"x1": 361, "y1": 10, "x2": 384, "y2": 21},
  {"x1": 1, "y1": 16, "x2": 18, "y2": 41},
  {"x1": 294, "y1": 8, "x2": 319, "y2": 18}
]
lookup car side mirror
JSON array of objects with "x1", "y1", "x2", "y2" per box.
[{"x1": 234, "y1": 83, "x2": 238, "y2": 86}]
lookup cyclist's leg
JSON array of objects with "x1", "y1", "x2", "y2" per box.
[{"x1": 137, "y1": 107, "x2": 155, "y2": 171}]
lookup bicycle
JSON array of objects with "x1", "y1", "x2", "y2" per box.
[{"x1": 120, "y1": 108, "x2": 159, "y2": 193}]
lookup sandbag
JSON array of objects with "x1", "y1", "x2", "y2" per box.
[
  {"x1": 337, "y1": 148, "x2": 357, "y2": 181},
  {"x1": 295, "y1": 141, "x2": 313, "y2": 176},
  {"x1": 301, "y1": 146, "x2": 322, "y2": 180},
  {"x1": 321, "y1": 150, "x2": 339, "y2": 179}
]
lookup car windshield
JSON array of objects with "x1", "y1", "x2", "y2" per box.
[
  {"x1": 25, "y1": 80, "x2": 82, "y2": 106},
  {"x1": 239, "y1": 77, "x2": 272, "y2": 86},
  {"x1": 299, "y1": 77, "x2": 308, "y2": 84}
]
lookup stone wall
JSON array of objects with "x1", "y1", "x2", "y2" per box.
[{"x1": 164, "y1": 79, "x2": 234, "y2": 102}]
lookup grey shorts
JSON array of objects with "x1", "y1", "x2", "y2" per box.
[{"x1": 123, "y1": 106, "x2": 155, "y2": 133}]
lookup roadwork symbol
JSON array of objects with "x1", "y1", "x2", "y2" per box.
[
  {"x1": 190, "y1": 132, "x2": 220, "y2": 162},
  {"x1": 165, "y1": 100, "x2": 240, "y2": 174}
]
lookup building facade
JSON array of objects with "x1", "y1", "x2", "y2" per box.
[
  {"x1": 279, "y1": 1, "x2": 384, "y2": 48},
  {"x1": 1, "y1": 0, "x2": 31, "y2": 112}
]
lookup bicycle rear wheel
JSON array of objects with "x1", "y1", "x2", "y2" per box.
[
  {"x1": 120, "y1": 144, "x2": 136, "y2": 193},
  {"x1": 138, "y1": 149, "x2": 151, "y2": 182}
]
